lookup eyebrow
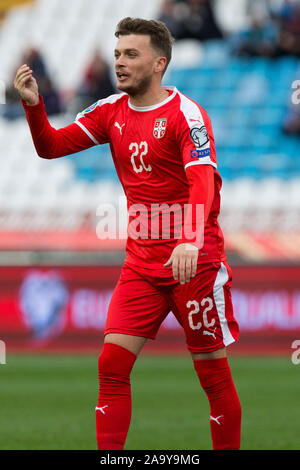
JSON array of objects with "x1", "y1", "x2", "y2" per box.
[{"x1": 114, "y1": 48, "x2": 140, "y2": 54}]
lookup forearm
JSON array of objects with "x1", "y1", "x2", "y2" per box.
[
  {"x1": 22, "y1": 94, "x2": 94, "y2": 158},
  {"x1": 178, "y1": 165, "x2": 215, "y2": 248}
]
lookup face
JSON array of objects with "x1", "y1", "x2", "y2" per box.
[{"x1": 114, "y1": 34, "x2": 162, "y2": 97}]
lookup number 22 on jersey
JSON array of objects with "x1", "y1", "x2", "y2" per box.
[{"x1": 129, "y1": 141, "x2": 152, "y2": 174}]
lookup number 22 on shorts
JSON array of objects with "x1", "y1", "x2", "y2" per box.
[{"x1": 187, "y1": 298, "x2": 215, "y2": 331}]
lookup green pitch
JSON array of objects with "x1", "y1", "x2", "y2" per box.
[{"x1": 0, "y1": 354, "x2": 299, "y2": 450}]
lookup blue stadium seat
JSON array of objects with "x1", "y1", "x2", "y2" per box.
[{"x1": 67, "y1": 144, "x2": 119, "y2": 182}]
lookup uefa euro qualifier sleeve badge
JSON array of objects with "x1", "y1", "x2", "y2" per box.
[
  {"x1": 190, "y1": 126, "x2": 209, "y2": 148},
  {"x1": 153, "y1": 118, "x2": 167, "y2": 139}
]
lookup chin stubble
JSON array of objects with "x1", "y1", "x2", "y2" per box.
[{"x1": 119, "y1": 73, "x2": 153, "y2": 98}]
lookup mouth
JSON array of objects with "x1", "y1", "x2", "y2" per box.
[{"x1": 116, "y1": 71, "x2": 129, "y2": 82}]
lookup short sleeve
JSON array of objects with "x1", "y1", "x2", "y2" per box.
[
  {"x1": 176, "y1": 94, "x2": 217, "y2": 171},
  {"x1": 74, "y1": 100, "x2": 110, "y2": 145}
]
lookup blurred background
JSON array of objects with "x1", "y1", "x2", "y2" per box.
[{"x1": 0, "y1": 0, "x2": 300, "y2": 450}]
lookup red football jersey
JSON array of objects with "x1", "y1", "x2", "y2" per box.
[
  {"x1": 74, "y1": 86, "x2": 226, "y2": 269},
  {"x1": 23, "y1": 87, "x2": 227, "y2": 270}
]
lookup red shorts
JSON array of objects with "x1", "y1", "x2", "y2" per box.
[{"x1": 104, "y1": 261, "x2": 239, "y2": 353}]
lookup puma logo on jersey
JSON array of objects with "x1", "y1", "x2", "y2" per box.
[
  {"x1": 203, "y1": 328, "x2": 217, "y2": 340},
  {"x1": 210, "y1": 415, "x2": 224, "y2": 426},
  {"x1": 95, "y1": 405, "x2": 108, "y2": 415},
  {"x1": 114, "y1": 122, "x2": 125, "y2": 135}
]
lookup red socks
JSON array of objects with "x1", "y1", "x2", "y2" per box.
[
  {"x1": 96, "y1": 345, "x2": 240, "y2": 450},
  {"x1": 96, "y1": 343, "x2": 137, "y2": 450},
  {"x1": 193, "y1": 357, "x2": 241, "y2": 450}
]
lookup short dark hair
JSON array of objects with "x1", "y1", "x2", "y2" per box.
[{"x1": 115, "y1": 17, "x2": 174, "y2": 75}]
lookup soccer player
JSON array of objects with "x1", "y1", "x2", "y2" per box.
[{"x1": 14, "y1": 17, "x2": 241, "y2": 450}]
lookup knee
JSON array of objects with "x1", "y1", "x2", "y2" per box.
[{"x1": 98, "y1": 342, "x2": 137, "y2": 378}]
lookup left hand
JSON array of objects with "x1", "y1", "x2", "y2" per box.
[{"x1": 164, "y1": 243, "x2": 199, "y2": 284}]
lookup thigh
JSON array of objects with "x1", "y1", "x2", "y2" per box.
[
  {"x1": 105, "y1": 264, "x2": 170, "y2": 341},
  {"x1": 169, "y1": 261, "x2": 239, "y2": 354}
]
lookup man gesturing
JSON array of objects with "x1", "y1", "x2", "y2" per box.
[{"x1": 15, "y1": 17, "x2": 241, "y2": 450}]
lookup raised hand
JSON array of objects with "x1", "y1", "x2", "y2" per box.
[{"x1": 14, "y1": 64, "x2": 39, "y2": 106}]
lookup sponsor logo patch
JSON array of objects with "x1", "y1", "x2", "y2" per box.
[
  {"x1": 153, "y1": 118, "x2": 167, "y2": 139},
  {"x1": 190, "y1": 126, "x2": 209, "y2": 148},
  {"x1": 190, "y1": 148, "x2": 210, "y2": 159}
]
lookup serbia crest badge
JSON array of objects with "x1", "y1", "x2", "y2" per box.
[{"x1": 153, "y1": 118, "x2": 167, "y2": 139}]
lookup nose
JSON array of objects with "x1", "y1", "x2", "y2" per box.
[{"x1": 115, "y1": 53, "x2": 126, "y2": 68}]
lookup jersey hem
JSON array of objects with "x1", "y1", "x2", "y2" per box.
[{"x1": 124, "y1": 254, "x2": 227, "y2": 271}]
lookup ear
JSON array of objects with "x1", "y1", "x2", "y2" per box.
[{"x1": 154, "y1": 56, "x2": 167, "y2": 75}]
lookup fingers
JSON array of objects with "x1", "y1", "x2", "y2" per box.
[
  {"x1": 15, "y1": 65, "x2": 30, "y2": 83},
  {"x1": 164, "y1": 255, "x2": 180, "y2": 282},
  {"x1": 165, "y1": 245, "x2": 199, "y2": 284},
  {"x1": 15, "y1": 69, "x2": 32, "y2": 86},
  {"x1": 165, "y1": 254, "x2": 179, "y2": 280},
  {"x1": 185, "y1": 256, "x2": 197, "y2": 283},
  {"x1": 179, "y1": 257, "x2": 186, "y2": 285},
  {"x1": 172, "y1": 257, "x2": 179, "y2": 281},
  {"x1": 191, "y1": 255, "x2": 197, "y2": 278},
  {"x1": 14, "y1": 65, "x2": 32, "y2": 89},
  {"x1": 17, "y1": 72, "x2": 33, "y2": 90},
  {"x1": 164, "y1": 255, "x2": 179, "y2": 281},
  {"x1": 185, "y1": 257, "x2": 192, "y2": 284}
]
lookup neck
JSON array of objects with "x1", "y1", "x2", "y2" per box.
[{"x1": 129, "y1": 85, "x2": 169, "y2": 108}]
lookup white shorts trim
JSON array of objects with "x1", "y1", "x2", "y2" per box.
[{"x1": 213, "y1": 262, "x2": 235, "y2": 346}]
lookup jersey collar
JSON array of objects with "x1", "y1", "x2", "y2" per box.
[{"x1": 128, "y1": 86, "x2": 178, "y2": 112}]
